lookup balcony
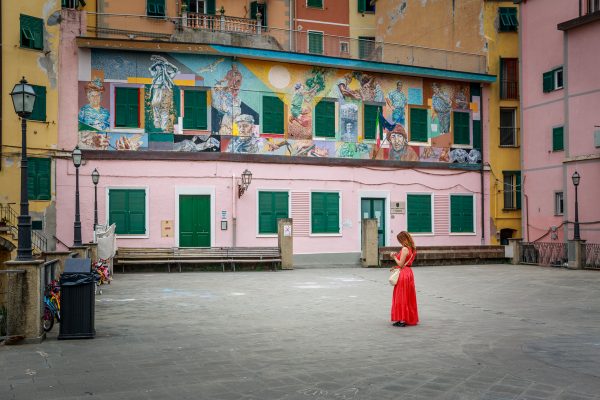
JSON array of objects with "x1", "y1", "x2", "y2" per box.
[{"x1": 84, "y1": 11, "x2": 487, "y2": 74}]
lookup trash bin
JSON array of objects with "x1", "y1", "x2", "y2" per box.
[{"x1": 58, "y1": 258, "x2": 96, "y2": 340}]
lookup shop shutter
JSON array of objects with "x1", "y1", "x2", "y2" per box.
[
  {"x1": 410, "y1": 108, "x2": 428, "y2": 142},
  {"x1": 407, "y1": 194, "x2": 432, "y2": 233}
]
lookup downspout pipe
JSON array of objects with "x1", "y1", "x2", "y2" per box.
[{"x1": 480, "y1": 84, "x2": 485, "y2": 245}]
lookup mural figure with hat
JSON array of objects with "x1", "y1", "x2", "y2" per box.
[
  {"x1": 149, "y1": 55, "x2": 179, "y2": 132},
  {"x1": 432, "y1": 83, "x2": 452, "y2": 134},
  {"x1": 386, "y1": 81, "x2": 407, "y2": 126},
  {"x1": 79, "y1": 78, "x2": 110, "y2": 131},
  {"x1": 227, "y1": 114, "x2": 263, "y2": 153},
  {"x1": 387, "y1": 125, "x2": 419, "y2": 161}
]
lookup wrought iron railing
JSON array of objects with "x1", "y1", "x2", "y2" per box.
[
  {"x1": 521, "y1": 242, "x2": 568, "y2": 267},
  {"x1": 0, "y1": 204, "x2": 48, "y2": 254},
  {"x1": 585, "y1": 243, "x2": 600, "y2": 269},
  {"x1": 500, "y1": 80, "x2": 519, "y2": 100}
]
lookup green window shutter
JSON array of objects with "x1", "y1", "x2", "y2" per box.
[
  {"x1": 308, "y1": 31, "x2": 323, "y2": 54},
  {"x1": 206, "y1": 0, "x2": 216, "y2": 14},
  {"x1": 499, "y1": 7, "x2": 518, "y2": 31},
  {"x1": 183, "y1": 91, "x2": 207, "y2": 130},
  {"x1": 552, "y1": 127, "x2": 564, "y2": 151},
  {"x1": 20, "y1": 15, "x2": 44, "y2": 50},
  {"x1": 358, "y1": 0, "x2": 366, "y2": 13},
  {"x1": 453, "y1": 111, "x2": 470, "y2": 145},
  {"x1": 515, "y1": 172, "x2": 521, "y2": 209},
  {"x1": 307, "y1": 0, "x2": 323, "y2": 8},
  {"x1": 35, "y1": 158, "x2": 51, "y2": 200},
  {"x1": 250, "y1": 1, "x2": 258, "y2": 18},
  {"x1": 30, "y1": 85, "x2": 47, "y2": 122},
  {"x1": 260, "y1": 192, "x2": 289, "y2": 234},
  {"x1": 147, "y1": 0, "x2": 166, "y2": 17},
  {"x1": 128, "y1": 190, "x2": 146, "y2": 234},
  {"x1": 115, "y1": 88, "x2": 140, "y2": 128},
  {"x1": 262, "y1": 96, "x2": 284, "y2": 134},
  {"x1": 407, "y1": 194, "x2": 432, "y2": 233},
  {"x1": 450, "y1": 195, "x2": 474, "y2": 233},
  {"x1": 109, "y1": 190, "x2": 129, "y2": 234},
  {"x1": 363, "y1": 104, "x2": 380, "y2": 140},
  {"x1": 109, "y1": 189, "x2": 146, "y2": 235},
  {"x1": 27, "y1": 158, "x2": 38, "y2": 200},
  {"x1": 410, "y1": 108, "x2": 428, "y2": 142},
  {"x1": 311, "y1": 192, "x2": 339, "y2": 234},
  {"x1": 314, "y1": 100, "x2": 335, "y2": 138},
  {"x1": 543, "y1": 71, "x2": 554, "y2": 93}
]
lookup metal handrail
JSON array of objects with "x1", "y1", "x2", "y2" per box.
[{"x1": 0, "y1": 204, "x2": 48, "y2": 254}]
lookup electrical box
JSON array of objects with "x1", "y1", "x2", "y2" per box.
[{"x1": 391, "y1": 201, "x2": 406, "y2": 214}]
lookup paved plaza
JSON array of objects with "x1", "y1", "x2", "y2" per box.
[{"x1": 1, "y1": 264, "x2": 600, "y2": 400}]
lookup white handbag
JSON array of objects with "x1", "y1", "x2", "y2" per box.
[{"x1": 388, "y1": 268, "x2": 401, "y2": 286}]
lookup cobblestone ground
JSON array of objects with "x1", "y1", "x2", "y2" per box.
[{"x1": 1, "y1": 264, "x2": 600, "y2": 400}]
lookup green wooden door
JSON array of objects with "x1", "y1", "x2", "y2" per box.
[{"x1": 179, "y1": 195, "x2": 211, "y2": 247}]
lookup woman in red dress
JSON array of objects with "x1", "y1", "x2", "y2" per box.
[{"x1": 390, "y1": 231, "x2": 419, "y2": 327}]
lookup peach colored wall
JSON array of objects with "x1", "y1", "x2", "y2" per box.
[{"x1": 295, "y1": 0, "x2": 349, "y2": 37}]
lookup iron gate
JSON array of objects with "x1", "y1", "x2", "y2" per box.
[{"x1": 521, "y1": 242, "x2": 567, "y2": 267}]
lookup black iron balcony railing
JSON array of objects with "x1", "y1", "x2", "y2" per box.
[{"x1": 500, "y1": 79, "x2": 519, "y2": 100}]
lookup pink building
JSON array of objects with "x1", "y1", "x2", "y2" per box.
[
  {"x1": 56, "y1": 10, "x2": 494, "y2": 265},
  {"x1": 518, "y1": 0, "x2": 600, "y2": 244}
]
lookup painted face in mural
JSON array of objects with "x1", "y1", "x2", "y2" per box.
[
  {"x1": 390, "y1": 132, "x2": 408, "y2": 151},
  {"x1": 78, "y1": 78, "x2": 110, "y2": 131},
  {"x1": 235, "y1": 114, "x2": 255, "y2": 139}
]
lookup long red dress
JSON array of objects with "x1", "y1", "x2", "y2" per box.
[{"x1": 391, "y1": 248, "x2": 419, "y2": 325}]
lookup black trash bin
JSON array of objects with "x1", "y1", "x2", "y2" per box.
[{"x1": 58, "y1": 258, "x2": 96, "y2": 340}]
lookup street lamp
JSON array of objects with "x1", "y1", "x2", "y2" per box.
[
  {"x1": 9, "y1": 77, "x2": 37, "y2": 261},
  {"x1": 72, "y1": 146, "x2": 83, "y2": 246},
  {"x1": 238, "y1": 169, "x2": 253, "y2": 198},
  {"x1": 571, "y1": 171, "x2": 581, "y2": 241},
  {"x1": 91, "y1": 168, "x2": 100, "y2": 233}
]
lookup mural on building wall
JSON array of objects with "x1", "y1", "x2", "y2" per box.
[{"x1": 77, "y1": 49, "x2": 480, "y2": 164}]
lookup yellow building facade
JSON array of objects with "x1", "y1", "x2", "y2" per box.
[{"x1": 0, "y1": 1, "x2": 94, "y2": 260}]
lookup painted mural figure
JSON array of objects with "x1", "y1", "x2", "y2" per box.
[
  {"x1": 227, "y1": 114, "x2": 262, "y2": 153},
  {"x1": 432, "y1": 83, "x2": 452, "y2": 134},
  {"x1": 174, "y1": 135, "x2": 220, "y2": 152},
  {"x1": 388, "y1": 126, "x2": 419, "y2": 161},
  {"x1": 149, "y1": 55, "x2": 179, "y2": 132},
  {"x1": 78, "y1": 78, "x2": 110, "y2": 131},
  {"x1": 454, "y1": 87, "x2": 469, "y2": 110},
  {"x1": 289, "y1": 83, "x2": 317, "y2": 127},
  {"x1": 213, "y1": 64, "x2": 243, "y2": 135},
  {"x1": 386, "y1": 81, "x2": 407, "y2": 125}
]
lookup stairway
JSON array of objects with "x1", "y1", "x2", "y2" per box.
[{"x1": 0, "y1": 204, "x2": 48, "y2": 256}]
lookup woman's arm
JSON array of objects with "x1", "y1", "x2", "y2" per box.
[{"x1": 393, "y1": 247, "x2": 409, "y2": 268}]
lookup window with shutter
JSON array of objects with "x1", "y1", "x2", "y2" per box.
[
  {"x1": 29, "y1": 85, "x2": 47, "y2": 122},
  {"x1": 259, "y1": 192, "x2": 289, "y2": 234},
  {"x1": 450, "y1": 195, "x2": 474, "y2": 233},
  {"x1": 409, "y1": 108, "x2": 428, "y2": 142},
  {"x1": 311, "y1": 192, "x2": 340, "y2": 234},
  {"x1": 262, "y1": 96, "x2": 284, "y2": 134},
  {"x1": 503, "y1": 171, "x2": 521, "y2": 210},
  {"x1": 552, "y1": 127, "x2": 564, "y2": 152},
  {"x1": 498, "y1": 7, "x2": 518, "y2": 32},
  {"x1": 27, "y1": 158, "x2": 51, "y2": 201},
  {"x1": 308, "y1": 31, "x2": 324, "y2": 54},
  {"x1": 115, "y1": 87, "x2": 140, "y2": 128},
  {"x1": 250, "y1": 1, "x2": 267, "y2": 27},
  {"x1": 307, "y1": 0, "x2": 323, "y2": 8},
  {"x1": 453, "y1": 111, "x2": 470, "y2": 145},
  {"x1": 109, "y1": 189, "x2": 146, "y2": 235},
  {"x1": 183, "y1": 90, "x2": 208, "y2": 130},
  {"x1": 500, "y1": 58, "x2": 519, "y2": 100},
  {"x1": 20, "y1": 15, "x2": 44, "y2": 50},
  {"x1": 147, "y1": 0, "x2": 166, "y2": 16},
  {"x1": 542, "y1": 71, "x2": 554, "y2": 93},
  {"x1": 407, "y1": 194, "x2": 432, "y2": 233},
  {"x1": 363, "y1": 104, "x2": 381, "y2": 140},
  {"x1": 314, "y1": 100, "x2": 335, "y2": 138},
  {"x1": 499, "y1": 108, "x2": 517, "y2": 147}
]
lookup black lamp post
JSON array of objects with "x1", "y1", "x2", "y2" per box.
[
  {"x1": 10, "y1": 77, "x2": 37, "y2": 261},
  {"x1": 238, "y1": 169, "x2": 253, "y2": 198},
  {"x1": 91, "y1": 168, "x2": 100, "y2": 232},
  {"x1": 572, "y1": 171, "x2": 581, "y2": 241},
  {"x1": 72, "y1": 146, "x2": 83, "y2": 246}
]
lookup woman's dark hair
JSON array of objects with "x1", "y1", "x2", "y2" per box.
[{"x1": 397, "y1": 231, "x2": 415, "y2": 250}]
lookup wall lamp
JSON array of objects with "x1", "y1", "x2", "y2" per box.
[{"x1": 238, "y1": 169, "x2": 253, "y2": 198}]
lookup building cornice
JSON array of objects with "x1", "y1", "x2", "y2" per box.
[
  {"x1": 558, "y1": 11, "x2": 600, "y2": 31},
  {"x1": 75, "y1": 37, "x2": 496, "y2": 83}
]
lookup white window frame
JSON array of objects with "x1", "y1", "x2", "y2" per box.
[
  {"x1": 499, "y1": 107, "x2": 517, "y2": 148},
  {"x1": 309, "y1": 190, "x2": 342, "y2": 237},
  {"x1": 339, "y1": 41, "x2": 349, "y2": 54},
  {"x1": 106, "y1": 186, "x2": 150, "y2": 239},
  {"x1": 307, "y1": 30, "x2": 324, "y2": 55},
  {"x1": 189, "y1": 0, "x2": 207, "y2": 14},
  {"x1": 449, "y1": 193, "x2": 477, "y2": 236},
  {"x1": 406, "y1": 192, "x2": 435, "y2": 237},
  {"x1": 256, "y1": 189, "x2": 291, "y2": 238},
  {"x1": 554, "y1": 191, "x2": 564, "y2": 216},
  {"x1": 174, "y1": 186, "x2": 216, "y2": 248},
  {"x1": 357, "y1": 191, "x2": 390, "y2": 250},
  {"x1": 554, "y1": 68, "x2": 564, "y2": 90}
]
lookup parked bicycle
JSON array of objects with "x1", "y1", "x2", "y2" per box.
[
  {"x1": 93, "y1": 259, "x2": 111, "y2": 295},
  {"x1": 42, "y1": 280, "x2": 61, "y2": 332}
]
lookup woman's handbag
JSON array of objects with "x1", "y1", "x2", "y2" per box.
[{"x1": 389, "y1": 268, "x2": 401, "y2": 286}]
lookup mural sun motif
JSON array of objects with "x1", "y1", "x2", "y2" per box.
[{"x1": 268, "y1": 65, "x2": 291, "y2": 89}]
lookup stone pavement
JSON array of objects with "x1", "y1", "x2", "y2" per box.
[{"x1": 1, "y1": 264, "x2": 600, "y2": 400}]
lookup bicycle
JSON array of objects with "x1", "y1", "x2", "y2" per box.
[
  {"x1": 93, "y1": 259, "x2": 111, "y2": 295},
  {"x1": 42, "y1": 280, "x2": 61, "y2": 332}
]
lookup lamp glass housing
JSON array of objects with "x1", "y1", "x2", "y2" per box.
[
  {"x1": 92, "y1": 168, "x2": 100, "y2": 185},
  {"x1": 572, "y1": 171, "x2": 580, "y2": 186},
  {"x1": 242, "y1": 169, "x2": 252, "y2": 186},
  {"x1": 10, "y1": 78, "x2": 37, "y2": 115},
  {"x1": 72, "y1": 146, "x2": 82, "y2": 167}
]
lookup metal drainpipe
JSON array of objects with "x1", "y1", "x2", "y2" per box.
[{"x1": 480, "y1": 83, "x2": 485, "y2": 245}]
